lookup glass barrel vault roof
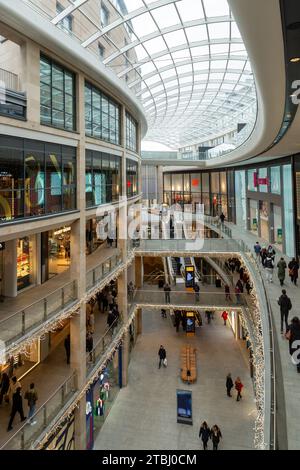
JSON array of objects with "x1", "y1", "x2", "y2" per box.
[{"x1": 23, "y1": 0, "x2": 257, "y2": 149}]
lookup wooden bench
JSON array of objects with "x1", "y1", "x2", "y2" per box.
[{"x1": 181, "y1": 345, "x2": 197, "y2": 383}]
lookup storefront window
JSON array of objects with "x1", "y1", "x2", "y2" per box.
[
  {"x1": 270, "y1": 166, "x2": 281, "y2": 195},
  {"x1": 164, "y1": 174, "x2": 171, "y2": 191},
  {"x1": 48, "y1": 227, "x2": 71, "y2": 277},
  {"x1": 249, "y1": 199, "x2": 258, "y2": 233},
  {"x1": 126, "y1": 113, "x2": 138, "y2": 152},
  {"x1": 235, "y1": 171, "x2": 247, "y2": 229},
  {"x1": 283, "y1": 164, "x2": 295, "y2": 257},
  {"x1": 259, "y1": 201, "x2": 269, "y2": 241},
  {"x1": 0, "y1": 136, "x2": 76, "y2": 223},
  {"x1": 259, "y1": 168, "x2": 268, "y2": 193},
  {"x1": 126, "y1": 159, "x2": 139, "y2": 198},
  {"x1": 211, "y1": 173, "x2": 220, "y2": 193},
  {"x1": 17, "y1": 236, "x2": 34, "y2": 291},
  {"x1": 248, "y1": 169, "x2": 257, "y2": 192},
  {"x1": 86, "y1": 150, "x2": 121, "y2": 208},
  {"x1": 273, "y1": 205, "x2": 282, "y2": 245},
  {"x1": 202, "y1": 173, "x2": 210, "y2": 193},
  {"x1": 220, "y1": 172, "x2": 227, "y2": 194},
  {"x1": 191, "y1": 174, "x2": 201, "y2": 193}
]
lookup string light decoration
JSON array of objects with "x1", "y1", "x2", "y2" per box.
[
  {"x1": 4, "y1": 252, "x2": 135, "y2": 360},
  {"x1": 35, "y1": 305, "x2": 139, "y2": 449}
]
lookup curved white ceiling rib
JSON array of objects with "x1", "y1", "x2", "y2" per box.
[{"x1": 24, "y1": 0, "x2": 257, "y2": 150}]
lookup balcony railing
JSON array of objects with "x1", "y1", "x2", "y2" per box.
[
  {"x1": 86, "y1": 252, "x2": 123, "y2": 292},
  {"x1": 0, "y1": 280, "x2": 78, "y2": 350},
  {"x1": 86, "y1": 316, "x2": 123, "y2": 376},
  {"x1": 0, "y1": 372, "x2": 77, "y2": 450},
  {"x1": 0, "y1": 67, "x2": 19, "y2": 91}
]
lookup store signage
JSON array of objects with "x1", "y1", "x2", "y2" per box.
[
  {"x1": 253, "y1": 173, "x2": 269, "y2": 187},
  {"x1": 185, "y1": 266, "x2": 195, "y2": 288},
  {"x1": 53, "y1": 227, "x2": 71, "y2": 236},
  {"x1": 177, "y1": 389, "x2": 193, "y2": 425},
  {"x1": 186, "y1": 312, "x2": 196, "y2": 336},
  {"x1": 192, "y1": 179, "x2": 199, "y2": 187}
]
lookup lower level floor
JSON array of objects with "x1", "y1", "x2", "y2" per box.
[{"x1": 94, "y1": 308, "x2": 256, "y2": 451}]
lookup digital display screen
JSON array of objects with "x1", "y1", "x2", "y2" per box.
[{"x1": 177, "y1": 390, "x2": 192, "y2": 420}]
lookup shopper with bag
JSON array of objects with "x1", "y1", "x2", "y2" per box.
[
  {"x1": 286, "y1": 317, "x2": 300, "y2": 373},
  {"x1": 158, "y1": 345, "x2": 167, "y2": 369}
]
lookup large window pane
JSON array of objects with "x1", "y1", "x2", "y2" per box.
[{"x1": 270, "y1": 166, "x2": 281, "y2": 195}]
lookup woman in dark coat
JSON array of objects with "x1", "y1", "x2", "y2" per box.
[
  {"x1": 288, "y1": 258, "x2": 299, "y2": 286},
  {"x1": 7, "y1": 387, "x2": 26, "y2": 431},
  {"x1": 210, "y1": 425, "x2": 222, "y2": 450},
  {"x1": 199, "y1": 422, "x2": 210, "y2": 450}
]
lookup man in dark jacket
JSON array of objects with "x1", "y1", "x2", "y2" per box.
[
  {"x1": 278, "y1": 290, "x2": 292, "y2": 334},
  {"x1": 199, "y1": 422, "x2": 211, "y2": 450},
  {"x1": 226, "y1": 373, "x2": 234, "y2": 397},
  {"x1": 158, "y1": 345, "x2": 167, "y2": 369},
  {"x1": 7, "y1": 388, "x2": 26, "y2": 431}
]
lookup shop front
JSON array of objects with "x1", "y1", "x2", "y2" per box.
[
  {"x1": 86, "y1": 347, "x2": 121, "y2": 450},
  {"x1": 0, "y1": 339, "x2": 40, "y2": 380},
  {"x1": 41, "y1": 226, "x2": 71, "y2": 282},
  {"x1": 17, "y1": 236, "x2": 35, "y2": 291}
]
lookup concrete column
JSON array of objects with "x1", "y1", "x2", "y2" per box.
[
  {"x1": 34, "y1": 233, "x2": 41, "y2": 286},
  {"x1": 69, "y1": 74, "x2": 86, "y2": 450},
  {"x1": 157, "y1": 166, "x2": 164, "y2": 204},
  {"x1": 20, "y1": 39, "x2": 40, "y2": 124},
  {"x1": 3, "y1": 239, "x2": 17, "y2": 297},
  {"x1": 118, "y1": 269, "x2": 129, "y2": 387},
  {"x1": 136, "y1": 308, "x2": 142, "y2": 335},
  {"x1": 135, "y1": 256, "x2": 144, "y2": 289}
]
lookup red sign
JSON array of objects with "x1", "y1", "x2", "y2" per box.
[
  {"x1": 127, "y1": 181, "x2": 131, "y2": 188},
  {"x1": 192, "y1": 179, "x2": 199, "y2": 187},
  {"x1": 253, "y1": 173, "x2": 269, "y2": 187}
]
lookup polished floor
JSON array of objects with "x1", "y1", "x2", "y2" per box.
[{"x1": 94, "y1": 309, "x2": 256, "y2": 451}]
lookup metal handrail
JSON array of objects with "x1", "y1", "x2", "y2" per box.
[
  {"x1": 0, "y1": 371, "x2": 77, "y2": 450},
  {"x1": 0, "y1": 280, "x2": 77, "y2": 326}
]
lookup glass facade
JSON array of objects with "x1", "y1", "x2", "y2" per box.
[
  {"x1": 85, "y1": 82, "x2": 120, "y2": 145},
  {"x1": 86, "y1": 150, "x2": 121, "y2": 208},
  {"x1": 235, "y1": 171, "x2": 247, "y2": 229},
  {"x1": 283, "y1": 164, "x2": 295, "y2": 257},
  {"x1": 126, "y1": 159, "x2": 139, "y2": 198},
  {"x1": 40, "y1": 55, "x2": 76, "y2": 131},
  {"x1": 247, "y1": 169, "x2": 257, "y2": 192},
  {"x1": 0, "y1": 135, "x2": 76, "y2": 222},
  {"x1": 163, "y1": 171, "x2": 229, "y2": 218},
  {"x1": 270, "y1": 166, "x2": 281, "y2": 195},
  {"x1": 126, "y1": 113, "x2": 138, "y2": 153}
]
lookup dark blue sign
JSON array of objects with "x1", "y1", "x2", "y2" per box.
[{"x1": 177, "y1": 389, "x2": 193, "y2": 425}]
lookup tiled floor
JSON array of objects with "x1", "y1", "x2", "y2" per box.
[{"x1": 94, "y1": 309, "x2": 256, "y2": 451}]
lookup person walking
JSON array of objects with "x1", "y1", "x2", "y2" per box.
[
  {"x1": 277, "y1": 258, "x2": 287, "y2": 286},
  {"x1": 264, "y1": 254, "x2": 274, "y2": 283},
  {"x1": 235, "y1": 377, "x2": 244, "y2": 401},
  {"x1": 210, "y1": 425, "x2": 222, "y2": 450},
  {"x1": 8, "y1": 376, "x2": 21, "y2": 403},
  {"x1": 0, "y1": 373, "x2": 10, "y2": 406},
  {"x1": 286, "y1": 317, "x2": 300, "y2": 373},
  {"x1": 199, "y1": 421, "x2": 211, "y2": 450},
  {"x1": 260, "y1": 248, "x2": 267, "y2": 267},
  {"x1": 158, "y1": 345, "x2": 167, "y2": 369},
  {"x1": 7, "y1": 388, "x2": 26, "y2": 431},
  {"x1": 86, "y1": 332, "x2": 94, "y2": 363},
  {"x1": 194, "y1": 283, "x2": 200, "y2": 302},
  {"x1": 161, "y1": 309, "x2": 167, "y2": 319},
  {"x1": 235, "y1": 285, "x2": 241, "y2": 305},
  {"x1": 24, "y1": 383, "x2": 38, "y2": 425},
  {"x1": 222, "y1": 311, "x2": 228, "y2": 326},
  {"x1": 220, "y1": 213, "x2": 225, "y2": 226},
  {"x1": 64, "y1": 334, "x2": 71, "y2": 365},
  {"x1": 254, "y1": 242, "x2": 262, "y2": 262},
  {"x1": 278, "y1": 290, "x2": 292, "y2": 334},
  {"x1": 226, "y1": 373, "x2": 234, "y2": 397},
  {"x1": 175, "y1": 310, "x2": 181, "y2": 333},
  {"x1": 164, "y1": 283, "x2": 171, "y2": 304},
  {"x1": 225, "y1": 284, "x2": 232, "y2": 301},
  {"x1": 288, "y1": 258, "x2": 299, "y2": 286}
]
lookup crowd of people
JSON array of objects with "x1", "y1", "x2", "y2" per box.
[
  {"x1": 0, "y1": 374, "x2": 38, "y2": 432},
  {"x1": 224, "y1": 257, "x2": 253, "y2": 304}
]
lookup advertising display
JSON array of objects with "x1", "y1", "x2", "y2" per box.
[
  {"x1": 177, "y1": 389, "x2": 193, "y2": 425},
  {"x1": 185, "y1": 266, "x2": 195, "y2": 289},
  {"x1": 186, "y1": 312, "x2": 196, "y2": 337},
  {"x1": 43, "y1": 414, "x2": 75, "y2": 450}
]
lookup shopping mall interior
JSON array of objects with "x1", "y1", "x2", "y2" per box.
[{"x1": 0, "y1": 0, "x2": 300, "y2": 452}]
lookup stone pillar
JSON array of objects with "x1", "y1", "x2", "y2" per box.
[
  {"x1": 20, "y1": 39, "x2": 40, "y2": 124},
  {"x1": 135, "y1": 256, "x2": 144, "y2": 289},
  {"x1": 136, "y1": 308, "x2": 142, "y2": 335},
  {"x1": 3, "y1": 239, "x2": 17, "y2": 297},
  {"x1": 157, "y1": 166, "x2": 164, "y2": 204},
  {"x1": 69, "y1": 74, "x2": 86, "y2": 450}
]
